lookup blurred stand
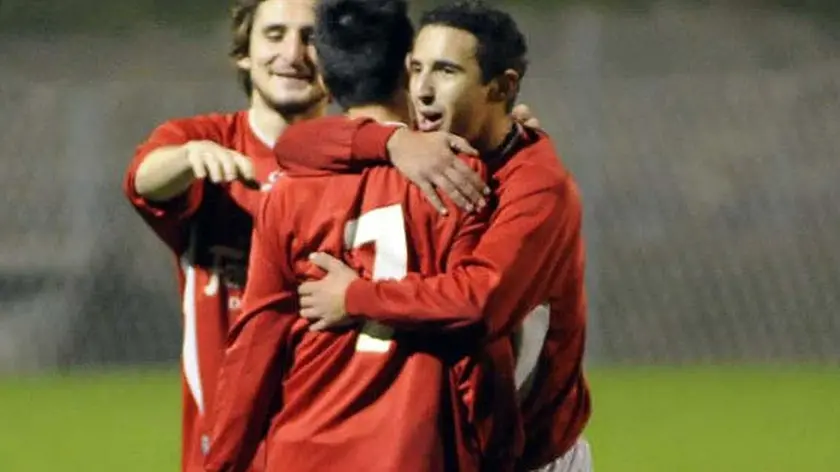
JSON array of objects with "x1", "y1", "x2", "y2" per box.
[{"x1": 1, "y1": 1, "x2": 838, "y2": 372}]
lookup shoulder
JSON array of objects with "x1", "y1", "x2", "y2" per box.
[
  {"x1": 279, "y1": 115, "x2": 364, "y2": 141},
  {"x1": 148, "y1": 111, "x2": 241, "y2": 142},
  {"x1": 499, "y1": 132, "x2": 581, "y2": 207}
]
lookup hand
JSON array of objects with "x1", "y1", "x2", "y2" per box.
[
  {"x1": 298, "y1": 253, "x2": 360, "y2": 331},
  {"x1": 386, "y1": 129, "x2": 489, "y2": 214},
  {"x1": 183, "y1": 140, "x2": 258, "y2": 188},
  {"x1": 511, "y1": 103, "x2": 541, "y2": 129}
]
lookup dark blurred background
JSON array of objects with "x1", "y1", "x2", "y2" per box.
[{"x1": 1, "y1": 0, "x2": 839, "y2": 372}]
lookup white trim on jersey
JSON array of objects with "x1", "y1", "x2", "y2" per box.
[
  {"x1": 514, "y1": 303, "x2": 551, "y2": 398},
  {"x1": 181, "y1": 260, "x2": 205, "y2": 414},
  {"x1": 531, "y1": 438, "x2": 593, "y2": 472}
]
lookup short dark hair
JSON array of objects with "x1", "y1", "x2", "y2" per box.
[
  {"x1": 314, "y1": 0, "x2": 414, "y2": 109},
  {"x1": 420, "y1": 0, "x2": 528, "y2": 84}
]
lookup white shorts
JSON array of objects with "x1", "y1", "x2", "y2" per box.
[{"x1": 531, "y1": 438, "x2": 593, "y2": 472}]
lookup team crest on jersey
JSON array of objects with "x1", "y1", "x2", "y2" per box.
[{"x1": 261, "y1": 170, "x2": 284, "y2": 192}]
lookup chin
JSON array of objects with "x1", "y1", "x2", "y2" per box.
[
  {"x1": 257, "y1": 86, "x2": 325, "y2": 114},
  {"x1": 271, "y1": 94, "x2": 325, "y2": 115}
]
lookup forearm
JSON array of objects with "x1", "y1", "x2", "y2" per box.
[
  {"x1": 205, "y1": 308, "x2": 294, "y2": 472},
  {"x1": 275, "y1": 117, "x2": 395, "y2": 172},
  {"x1": 346, "y1": 183, "x2": 577, "y2": 341},
  {"x1": 346, "y1": 260, "x2": 499, "y2": 332},
  {"x1": 133, "y1": 145, "x2": 195, "y2": 201}
]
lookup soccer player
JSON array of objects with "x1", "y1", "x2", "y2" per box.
[
  {"x1": 203, "y1": 0, "x2": 491, "y2": 471},
  {"x1": 123, "y1": 1, "x2": 327, "y2": 469},
  {"x1": 123, "y1": 0, "x2": 485, "y2": 470},
  {"x1": 272, "y1": 1, "x2": 593, "y2": 470}
]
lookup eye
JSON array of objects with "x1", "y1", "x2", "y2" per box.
[
  {"x1": 300, "y1": 28, "x2": 314, "y2": 45},
  {"x1": 263, "y1": 26, "x2": 286, "y2": 42},
  {"x1": 441, "y1": 66, "x2": 457, "y2": 75}
]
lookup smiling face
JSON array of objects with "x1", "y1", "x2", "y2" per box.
[
  {"x1": 236, "y1": 0, "x2": 327, "y2": 115},
  {"x1": 407, "y1": 24, "x2": 491, "y2": 143}
]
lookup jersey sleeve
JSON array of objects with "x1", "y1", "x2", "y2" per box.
[
  {"x1": 274, "y1": 116, "x2": 397, "y2": 173},
  {"x1": 345, "y1": 162, "x2": 584, "y2": 342},
  {"x1": 204, "y1": 187, "x2": 300, "y2": 472},
  {"x1": 122, "y1": 118, "x2": 216, "y2": 254}
]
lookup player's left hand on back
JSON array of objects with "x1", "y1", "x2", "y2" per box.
[
  {"x1": 386, "y1": 128, "x2": 489, "y2": 215},
  {"x1": 298, "y1": 253, "x2": 359, "y2": 331},
  {"x1": 511, "y1": 103, "x2": 541, "y2": 129}
]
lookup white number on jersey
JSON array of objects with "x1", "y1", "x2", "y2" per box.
[{"x1": 344, "y1": 204, "x2": 408, "y2": 353}]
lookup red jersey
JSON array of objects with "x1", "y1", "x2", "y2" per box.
[
  {"x1": 272, "y1": 117, "x2": 591, "y2": 470},
  {"x1": 123, "y1": 111, "x2": 282, "y2": 472},
  {"x1": 204, "y1": 122, "x2": 489, "y2": 472}
]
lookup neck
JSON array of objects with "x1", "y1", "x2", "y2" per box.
[
  {"x1": 476, "y1": 113, "x2": 515, "y2": 153},
  {"x1": 346, "y1": 105, "x2": 405, "y2": 124},
  {"x1": 345, "y1": 91, "x2": 411, "y2": 124},
  {"x1": 249, "y1": 93, "x2": 328, "y2": 143}
]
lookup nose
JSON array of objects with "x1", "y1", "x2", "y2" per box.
[
  {"x1": 413, "y1": 73, "x2": 435, "y2": 106},
  {"x1": 279, "y1": 31, "x2": 307, "y2": 65}
]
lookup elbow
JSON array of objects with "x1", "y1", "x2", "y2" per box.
[{"x1": 448, "y1": 303, "x2": 483, "y2": 329}]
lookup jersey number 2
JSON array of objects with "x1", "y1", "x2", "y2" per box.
[{"x1": 345, "y1": 204, "x2": 407, "y2": 353}]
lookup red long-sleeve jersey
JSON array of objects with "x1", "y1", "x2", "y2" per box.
[
  {"x1": 204, "y1": 123, "x2": 492, "y2": 472},
  {"x1": 123, "y1": 111, "x2": 283, "y2": 472},
  {"x1": 273, "y1": 116, "x2": 592, "y2": 470}
]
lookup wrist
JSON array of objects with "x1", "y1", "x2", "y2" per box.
[
  {"x1": 344, "y1": 278, "x2": 372, "y2": 316},
  {"x1": 352, "y1": 120, "x2": 399, "y2": 162}
]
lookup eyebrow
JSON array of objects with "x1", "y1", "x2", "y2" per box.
[
  {"x1": 261, "y1": 23, "x2": 313, "y2": 33},
  {"x1": 409, "y1": 57, "x2": 464, "y2": 70},
  {"x1": 433, "y1": 59, "x2": 464, "y2": 71}
]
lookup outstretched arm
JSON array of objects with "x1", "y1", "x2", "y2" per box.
[
  {"x1": 124, "y1": 117, "x2": 256, "y2": 255},
  {"x1": 275, "y1": 117, "x2": 486, "y2": 213}
]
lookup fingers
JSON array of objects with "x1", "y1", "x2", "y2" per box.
[
  {"x1": 308, "y1": 252, "x2": 341, "y2": 271},
  {"x1": 447, "y1": 135, "x2": 478, "y2": 156},
  {"x1": 426, "y1": 160, "x2": 489, "y2": 212},
  {"x1": 511, "y1": 103, "x2": 533, "y2": 122},
  {"x1": 300, "y1": 306, "x2": 319, "y2": 319},
  {"x1": 417, "y1": 181, "x2": 448, "y2": 215},
  {"x1": 449, "y1": 158, "x2": 490, "y2": 202},
  {"x1": 430, "y1": 173, "x2": 472, "y2": 211},
  {"x1": 186, "y1": 142, "x2": 256, "y2": 185},
  {"x1": 218, "y1": 152, "x2": 238, "y2": 182},
  {"x1": 309, "y1": 319, "x2": 332, "y2": 332},
  {"x1": 511, "y1": 103, "x2": 542, "y2": 130},
  {"x1": 202, "y1": 153, "x2": 226, "y2": 183},
  {"x1": 523, "y1": 117, "x2": 541, "y2": 129},
  {"x1": 299, "y1": 293, "x2": 315, "y2": 308},
  {"x1": 186, "y1": 153, "x2": 208, "y2": 180},
  {"x1": 298, "y1": 281, "x2": 316, "y2": 296},
  {"x1": 230, "y1": 152, "x2": 256, "y2": 181}
]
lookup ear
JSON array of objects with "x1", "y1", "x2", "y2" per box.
[
  {"x1": 489, "y1": 69, "x2": 521, "y2": 105},
  {"x1": 236, "y1": 55, "x2": 252, "y2": 71}
]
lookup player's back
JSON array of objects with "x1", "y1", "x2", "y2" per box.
[{"x1": 265, "y1": 162, "x2": 486, "y2": 472}]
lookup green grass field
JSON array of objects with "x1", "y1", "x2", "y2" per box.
[{"x1": 1, "y1": 365, "x2": 838, "y2": 471}]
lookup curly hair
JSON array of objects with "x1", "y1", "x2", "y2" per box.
[{"x1": 230, "y1": 0, "x2": 267, "y2": 97}]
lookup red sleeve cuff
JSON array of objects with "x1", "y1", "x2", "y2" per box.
[
  {"x1": 124, "y1": 171, "x2": 204, "y2": 221},
  {"x1": 351, "y1": 121, "x2": 399, "y2": 162},
  {"x1": 345, "y1": 278, "x2": 377, "y2": 316}
]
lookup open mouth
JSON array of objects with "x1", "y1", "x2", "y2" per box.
[{"x1": 417, "y1": 110, "x2": 444, "y2": 132}]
